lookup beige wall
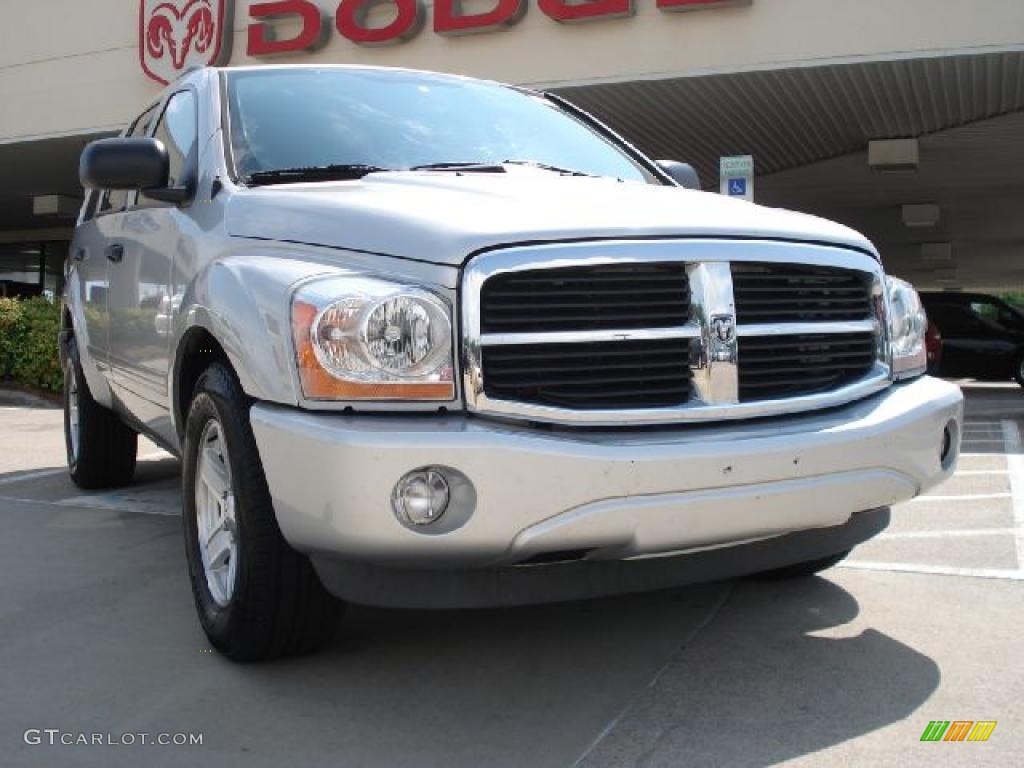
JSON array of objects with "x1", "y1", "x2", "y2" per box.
[{"x1": 1, "y1": 0, "x2": 1023, "y2": 143}]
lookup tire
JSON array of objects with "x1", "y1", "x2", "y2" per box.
[
  {"x1": 749, "y1": 550, "x2": 851, "y2": 580},
  {"x1": 182, "y1": 362, "x2": 342, "y2": 662},
  {"x1": 64, "y1": 339, "x2": 137, "y2": 489},
  {"x1": 1014, "y1": 355, "x2": 1024, "y2": 387}
]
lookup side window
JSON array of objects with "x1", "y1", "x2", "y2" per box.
[
  {"x1": 80, "y1": 190, "x2": 99, "y2": 223},
  {"x1": 98, "y1": 105, "x2": 159, "y2": 214},
  {"x1": 967, "y1": 301, "x2": 1010, "y2": 331},
  {"x1": 141, "y1": 91, "x2": 198, "y2": 205},
  {"x1": 969, "y1": 302, "x2": 998, "y2": 322}
]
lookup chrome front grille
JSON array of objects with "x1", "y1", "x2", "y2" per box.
[
  {"x1": 482, "y1": 337, "x2": 694, "y2": 409},
  {"x1": 480, "y1": 263, "x2": 689, "y2": 333},
  {"x1": 737, "y1": 332, "x2": 878, "y2": 401},
  {"x1": 731, "y1": 262, "x2": 874, "y2": 324},
  {"x1": 462, "y1": 239, "x2": 891, "y2": 426},
  {"x1": 730, "y1": 262, "x2": 878, "y2": 401}
]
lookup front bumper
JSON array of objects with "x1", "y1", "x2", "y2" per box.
[{"x1": 251, "y1": 375, "x2": 962, "y2": 576}]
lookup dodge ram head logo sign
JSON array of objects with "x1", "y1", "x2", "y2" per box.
[
  {"x1": 139, "y1": 0, "x2": 750, "y2": 83},
  {"x1": 140, "y1": 0, "x2": 233, "y2": 85}
]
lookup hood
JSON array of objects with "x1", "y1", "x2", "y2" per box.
[{"x1": 225, "y1": 169, "x2": 877, "y2": 266}]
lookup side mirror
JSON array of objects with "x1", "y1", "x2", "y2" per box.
[
  {"x1": 80, "y1": 138, "x2": 194, "y2": 205},
  {"x1": 656, "y1": 160, "x2": 702, "y2": 191},
  {"x1": 80, "y1": 138, "x2": 170, "y2": 192}
]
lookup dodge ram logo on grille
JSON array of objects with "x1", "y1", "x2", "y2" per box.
[
  {"x1": 709, "y1": 314, "x2": 738, "y2": 364},
  {"x1": 711, "y1": 315, "x2": 736, "y2": 343}
]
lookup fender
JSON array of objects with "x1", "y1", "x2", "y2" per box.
[{"x1": 169, "y1": 254, "x2": 338, "y2": 437}]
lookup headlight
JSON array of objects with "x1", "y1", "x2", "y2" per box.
[
  {"x1": 291, "y1": 276, "x2": 455, "y2": 401},
  {"x1": 886, "y1": 276, "x2": 927, "y2": 380}
]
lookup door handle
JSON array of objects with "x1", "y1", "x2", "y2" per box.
[{"x1": 105, "y1": 244, "x2": 125, "y2": 264}]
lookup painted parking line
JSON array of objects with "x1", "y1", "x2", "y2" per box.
[
  {"x1": 0, "y1": 493, "x2": 180, "y2": 517},
  {"x1": 841, "y1": 561, "x2": 1024, "y2": 580},
  {"x1": 0, "y1": 467, "x2": 67, "y2": 487},
  {"x1": 879, "y1": 528, "x2": 1018, "y2": 540},
  {"x1": 55, "y1": 496, "x2": 180, "y2": 516},
  {"x1": 912, "y1": 493, "x2": 1011, "y2": 502},
  {"x1": 1000, "y1": 420, "x2": 1024, "y2": 568},
  {"x1": 0, "y1": 453, "x2": 168, "y2": 489}
]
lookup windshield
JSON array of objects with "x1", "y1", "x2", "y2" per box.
[{"x1": 224, "y1": 68, "x2": 657, "y2": 185}]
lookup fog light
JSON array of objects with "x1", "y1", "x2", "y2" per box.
[{"x1": 392, "y1": 468, "x2": 450, "y2": 526}]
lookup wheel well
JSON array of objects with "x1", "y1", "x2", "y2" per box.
[{"x1": 175, "y1": 328, "x2": 231, "y2": 439}]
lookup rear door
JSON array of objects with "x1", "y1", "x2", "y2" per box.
[
  {"x1": 929, "y1": 303, "x2": 1001, "y2": 377},
  {"x1": 67, "y1": 191, "x2": 112, "y2": 388},
  {"x1": 965, "y1": 299, "x2": 1018, "y2": 377}
]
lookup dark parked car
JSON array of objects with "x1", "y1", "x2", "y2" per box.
[
  {"x1": 925, "y1": 320, "x2": 942, "y2": 375},
  {"x1": 921, "y1": 292, "x2": 1024, "y2": 385}
]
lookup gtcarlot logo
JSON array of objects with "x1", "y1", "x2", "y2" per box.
[{"x1": 24, "y1": 729, "x2": 203, "y2": 747}]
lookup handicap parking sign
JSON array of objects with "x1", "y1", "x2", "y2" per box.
[
  {"x1": 719, "y1": 155, "x2": 754, "y2": 201},
  {"x1": 728, "y1": 179, "x2": 747, "y2": 197}
]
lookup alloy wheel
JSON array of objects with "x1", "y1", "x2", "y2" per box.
[{"x1": 194, "y1": 419, "x2": 238, "y2": 607}]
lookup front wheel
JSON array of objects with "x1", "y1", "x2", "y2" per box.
[
  {"x1": 750, "y1": 550, "x2": 851, "y2": 580},
  {"x1": 182, "y1": 363, "x2": 341, "y2": 661}
]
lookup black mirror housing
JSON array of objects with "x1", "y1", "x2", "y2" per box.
[
  {"x1": 80, "y1": 138, "x2": 170, "y2": 191},
  {"x1": 656, "y1": 160, "x2": 702, "y2": 191}
]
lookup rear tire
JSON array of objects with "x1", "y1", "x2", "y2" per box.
[
  {"x1": 64, "y1": 339, "x2": 137, "y2": 489},
  {"x1": 182, "y1": 362, "x2": 342, "y2": 662},
  {"x1": 750, "y1": 550, "x2": 851, "y2": 580}
]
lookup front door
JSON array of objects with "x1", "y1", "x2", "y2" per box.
[
  {"x1": 108, "y1": 89, "x2": 199, "y2": 441},
  {"x1": 69, "y1": 104, "x2": 161, "y2": 400}
]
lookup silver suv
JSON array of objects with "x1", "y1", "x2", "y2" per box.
[{"x1": 62, "y1": 65, "x2": 963, "y2": 661}]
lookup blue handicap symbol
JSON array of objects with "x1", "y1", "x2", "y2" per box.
[{"x1": 728, "y1": 178, "x2": 747, "y2": 196}]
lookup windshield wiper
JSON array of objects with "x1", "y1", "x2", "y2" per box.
[
  {"x1": 409, "y1": 162, "x2": 507, "y2": 173},
  {"x1": 245, "y1": 164, "x2": 389, "y2": 186},
  {"x1": 501, "y1": 160, "x2": 595, "y2": 177},
  {"x1": 410, "y1": 160, "x2": 595, "y2": 177},
  {"x1": 244, "y1": 160, "x2": 594, "y2": 185}
]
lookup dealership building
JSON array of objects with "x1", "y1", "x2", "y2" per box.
[{"x1": 1, "y1": 0, "x2": 1022, "y2": 297}]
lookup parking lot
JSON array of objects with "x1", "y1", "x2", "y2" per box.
[{"x1": 1, "y1": 383, "x2": 1022, "y2": 767}]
